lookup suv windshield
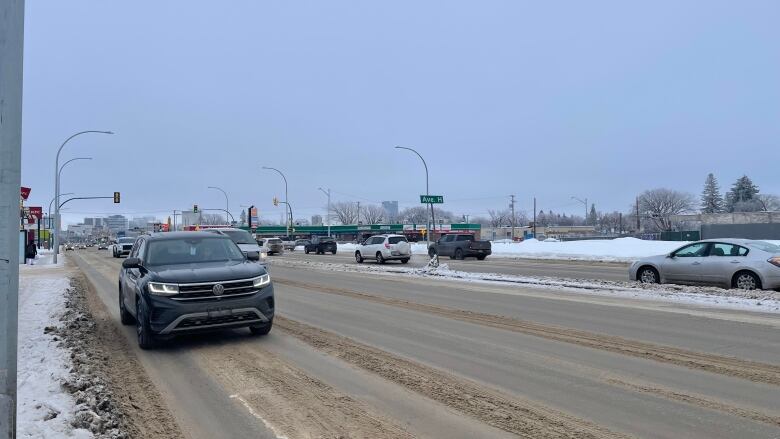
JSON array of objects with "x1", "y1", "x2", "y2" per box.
[
  {"x1": 220, "y1": 229, "x2": 256, "y2": 245},
  {"x1": 118, "y1": 238, "x2": 136, "y2": 244},
  {"x1": 268, "y1": 239, "x2": 282, "y2": 244},
  {"x1": 145, "y1": 237, "x2": 244, "y2": 266}
]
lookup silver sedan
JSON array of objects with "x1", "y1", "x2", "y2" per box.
[{"x1": 629, "y1": 239, "x2": 780, "y2": 290}]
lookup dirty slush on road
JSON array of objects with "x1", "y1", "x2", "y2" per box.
[{"x1": 54, "y1": 275, "x2": 183, "y2": 439}]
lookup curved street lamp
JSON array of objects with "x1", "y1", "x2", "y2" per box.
[
  {"x1": 395, "y1": 146, "x2": 435, "y2": 250},
  {"x1": 262, "y1": 166, "x2": 290, "y2": 236},
  {"x1": 53, "y1": 130, "x2": 113, "y2": 262},
  {"x1": 207, "y1": 186, "x2": 230, "y2": 223}
]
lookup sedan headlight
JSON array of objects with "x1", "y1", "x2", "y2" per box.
[
  {"x1": 253, "y1": 274, "x2": 271, "y2": 288},
  {"x1": 148, "y1": 282, "x2": 180, "y2": 296}
]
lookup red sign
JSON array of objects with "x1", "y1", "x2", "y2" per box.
[
  {"x1": 20, "y1": 187, "x2": 31, "y2": 200},
  {"x1": 28, "y1": 207, "x2": 43, "y2": 219}
]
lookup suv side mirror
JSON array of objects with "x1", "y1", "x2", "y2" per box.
[
  {"x1": 122, "y1": 257, "x2": 142, "y2": 269},
  {"x1": 246, "y1": 251, "x2": 260, "y2": 261}
]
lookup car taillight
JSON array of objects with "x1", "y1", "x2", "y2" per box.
[
  {"x1": 768, "y1": 257, "x2": 780, "y2": 268},
  {"x1": 385, "y1": 243, "x2": 391, "y2": 249}
]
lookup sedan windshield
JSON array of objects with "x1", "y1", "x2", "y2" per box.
[
  {"x1": 746, "y1": 240, "x2": 780, "y2": 253},
  {"x1": 145, "y1": 237, "x2": 245, "y2": 266},
  {"x1": 220, "y1": 229, "x2": 256, "y2": 245}
]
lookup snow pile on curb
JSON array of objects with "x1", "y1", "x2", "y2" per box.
[
  {"x1": 272, "y1": 258, "x2": 780, "y2": 313},
  {"x1": 17, "y1": 256, "x2": 92, "y2": 439},
  {"x1": 338, "y1": 238, "x2": 685, "y2": 262}
]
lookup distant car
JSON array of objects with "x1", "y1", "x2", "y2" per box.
[
  {"x1": 629, "y1": 239, "x2": 780, "y2": 290},
  {"x1": 265, "y1": 238, "x2": 284, "y2": 255},
  {"x1": 428, "y1": 234, "x2": 491, "y2": 260},
  {"x1": 294, "y1": 239, "x2": 310, "y2": 250},
  {"x1": 78, "y1": 243, "x2": 87, "y2": 249},
  {"x1": 118, "y1": 232, "x2": 274, "y2": 349},
  {"x1": 203, "y1": 228, "x2": 268, "y2": 265},
  {"x1": 281, "y1": 238, "x2": 297, "y2": 251},
  {"x1": 98, "y1": 243, "x2": 108, "y2": 250},
  {"x1": 113, "y1": 237, "x2": 136, "y2": 258},
  {"x1": 64, "y1": 243, "x2": 75, "y2": 251},
  {"x1": 305, "y1": 236, "x2": 337, "y2": 255},
  {"x1": 355, "y1": 234, "x2": 411, "y2": 264}
]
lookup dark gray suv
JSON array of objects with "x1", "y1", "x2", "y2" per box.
[{"x1": 118, "y1": 232, "x2": 275, "y2": 349}]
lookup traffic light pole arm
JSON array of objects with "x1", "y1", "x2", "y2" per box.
[{"x1": 59, "y1": 196, "x2": 114, "y2": 209}]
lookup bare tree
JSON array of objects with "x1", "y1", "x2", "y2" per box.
[
  {"x1": 399, "y1": 207, "x2": 454, "y2": 224},
  {"x1": 332, "y1": 201, "x2": 358, "y2": 225},
  {"x1": 638, "y1": 188, "x2": 695, "y2": 231},
  {"x1": 200, "y1": 213, "x2": 226, "y2": 225},
  {"x1": 487, "y1": 209, "x2": 507, "y2": 228},
  {"x1": 362, "y1": 204, "x2": 385, "y2": 224},
  {"x1": 756, "y1": 194, "x2": 780, "y2": 211}
]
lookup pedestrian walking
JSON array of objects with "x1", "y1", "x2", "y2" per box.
[{"x1": 25, "y1": 240, "x2": 37, "y2": 265}]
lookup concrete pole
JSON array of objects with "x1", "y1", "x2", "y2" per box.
[{"x1": 0, "y1": 1, "x2": 24, "y2": 436}]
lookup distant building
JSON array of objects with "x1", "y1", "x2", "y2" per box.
[
  {"x1": 311, "y1": 215, "x2": 323, "y2": 226},
  {"x1": 105, "y1": 215, "x2": 129, "y2": 233},
  {"x1": 382, "y1": 201, "x2": 399, "y2": 221},
  {"x1": 83, "y1": 217, "x2": 105, "y2": 228},
  {"x1": 130, "y1": 216, "x2": 156, "y2": 230},
  {"x1": 68, "y1": 224, "x2": 94, "y2": 237}
]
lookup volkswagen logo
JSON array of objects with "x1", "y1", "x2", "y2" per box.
[{"x1": 212, "y1": 283, "x2": 225, "y2": 296}]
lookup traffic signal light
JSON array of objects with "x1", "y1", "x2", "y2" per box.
[
  {"x1": 113, "y1": 192, "x2": 120, "y2": 203},
  {"x1": 273, "y1": 197, "x2": 279, "y2": 206},
  {"x1": 193, "y1": 204, "x2": 199, "y2": 213}
]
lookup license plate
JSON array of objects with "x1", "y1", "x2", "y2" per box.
[{"x1": 207, "y1": 309, "x2": 232, "y2": 318}]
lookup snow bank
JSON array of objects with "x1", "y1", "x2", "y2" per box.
[
  {"x1": 18, "y1": 254, "x2": 92, "y2": 439},
  {"x1": 338, "y1": 238, "x2": 686, "y2": 262}
]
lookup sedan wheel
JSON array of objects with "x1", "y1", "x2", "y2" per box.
[
  {"x1": 639, "y1": 267, "x2": 659, "y2": 284},
  {"x1": 734, "y1": 272, "x2": 760, "y2": 290}
]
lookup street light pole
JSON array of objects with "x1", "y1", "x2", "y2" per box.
[
  {"x1": 395, "y1": 146, "x2": 435, "y2": 252},
  {"x1": 207, "y1": 186, "x2": 230, "y2": 224},
  {"x1": 262, "y1": 166, "x2": 289, "y2": 237},
  {"x1": 0, "y1": 2, "x2": 24, "y2": 433},
  {"x1": 53, "y1": 130, "x2": 113, "y2": 263},
  {"x1": 571, "y1": 196, "x2": 588, "y2": 224},
  {"x1": 48, "y1": 192, "x2": 74, "y2": 248},
  {"x1": 318, "y1": 187, "x2": 331, "y2": 237}
]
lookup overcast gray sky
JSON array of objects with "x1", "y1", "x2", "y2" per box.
[{"x1": 20, "y1": 1, "x2": 780, "y2": 225}]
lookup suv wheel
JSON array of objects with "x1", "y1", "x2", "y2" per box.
[
  {"x1": 119, "y1": 289, "x2": 134, "y2": 325},
  {"x1": 376, "y1": 252, "x2": 386, "y2": 264},
  {"x1": 355, "y1": 251, "x2": 364, "y2": 263},
  {"x1": 136, "y1": 301, "x2": 155, "y2": 350},
  {"x1": 401, "y1": 258, "x2": 409, "y2": 264},
  {"x1": 305, "y1": 248, "x2": 310, "y2": 254},
  {"x1": 250, "y1": 318, "x2": 273, "y2": 336},
  {"x1": 455, "y1": 248, "x2": 464, "y2": 260}
]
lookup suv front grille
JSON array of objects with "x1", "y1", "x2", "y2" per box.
[{"x1": 173, "y1": 279, "x2": 259, "y2": 301}]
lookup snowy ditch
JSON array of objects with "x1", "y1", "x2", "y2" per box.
[{"x1": 271, "y1": 258, "x2": 780, "y2": 313}]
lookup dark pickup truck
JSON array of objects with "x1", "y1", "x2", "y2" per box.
[
  {"x1": 428, "y1": 234, "x2": 491, "y2": 260},
  {"x1": 305, "y1": 236, "x2": 338, "y2": 255}
]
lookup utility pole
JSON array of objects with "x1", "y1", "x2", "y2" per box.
[
  {"x1": 0, "y1": 1, "x2": 24, "y2": 436},
  {"x1": 356, "y1": 202, "x2": 361, "y2": 224},
  {"x1": 533, "y1": 197, "x2": 537, "y2": 239},
  {"x1": 509, "y1": 194, "x2": 516, "y2": 241},
  {"x1": 636, "y1": 196, "x2": 641, "y2": 232},
  {"x1": 318, "y1": 188, "x2": 331, "y2": 237}
]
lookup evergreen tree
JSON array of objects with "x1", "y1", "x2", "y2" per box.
[
  {"x1": 726, "y1": 175, "x2": 760, "y2": 212},
  {"x1": 588, "y1": 204, "x2": 597, "y2": 226},
  {"x1": 700, "y1": 173, "x2": 724, "y2": 214}
]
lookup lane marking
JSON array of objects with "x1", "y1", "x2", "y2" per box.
[{"x1": 229, "y1": 394, "x2": 289, "y2": 439}]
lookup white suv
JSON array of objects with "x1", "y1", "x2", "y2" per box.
[{"x1": 355, "y1": 234, "x2": 411, "y2": 264}]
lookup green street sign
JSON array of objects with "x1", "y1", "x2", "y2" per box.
[{"x1": 420, "y1": 195, "x2": 444, "y2": 204}]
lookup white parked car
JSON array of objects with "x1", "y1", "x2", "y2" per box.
[
  {"x1": 629, "y1": 239, "x2": 780, "y2": 290},
  {"x1": 355, "y1": 234, "x2": 411, "y2": 264}
]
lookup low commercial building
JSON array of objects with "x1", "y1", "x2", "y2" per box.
[{"x1": 671, "y1": 212, "x2": 780, "y2": 240}]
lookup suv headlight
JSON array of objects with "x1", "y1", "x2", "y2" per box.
[
  {"x1": 253, "y1": 274, "x2": 271, "y2": 288},
  {"x1": 260, "y1": 252, "x2": 268, "y2": 259},
  {"x1": 148, "y1": 282, "x2": 180, "y2": 296}
]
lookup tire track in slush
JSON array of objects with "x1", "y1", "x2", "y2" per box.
[
  {"x1": 274, "y1": 277, "x2": 780, "y2": 386},
  {"x1": 275, "y1": 316, "x2": 630, "y2": 439}
]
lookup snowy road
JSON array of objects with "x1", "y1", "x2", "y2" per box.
[
  {"x1": 280, "y1": 250, "x2": 631, "y2": 281},
  {"x1": 69, "y1": 248, "x2": 780, "y2": 439}
]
